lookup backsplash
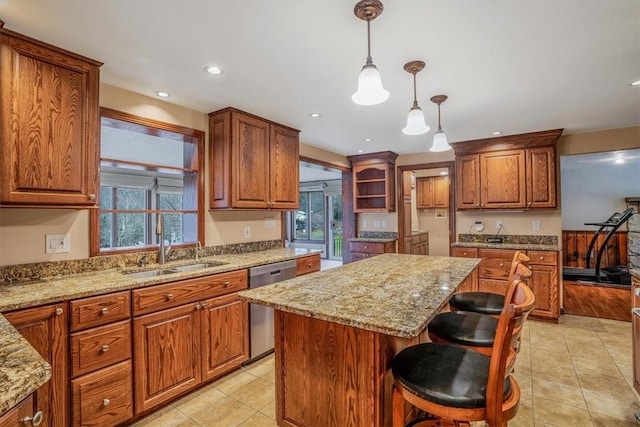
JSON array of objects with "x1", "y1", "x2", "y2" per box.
[
  {"x1": 0, "y1": 240, "x2": 282, "y2": 284},
  {"x1": 358, "y1": 231, "x2": 398, "y2": 239},
  {"x1": 458, "y1": 234, "x2": 558, "y2": 245}
]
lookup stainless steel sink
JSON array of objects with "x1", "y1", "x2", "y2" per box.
[
  {"x1": 172, "y1": 261, "x2": 227, "y2": 272},
  {"x1": 123, "y1": 269, "x2": 179, "y2": 279}
]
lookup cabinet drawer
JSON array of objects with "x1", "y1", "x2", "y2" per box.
[
  {"x1": 478, "y1": 279, "x2": 508, "y2": 295},
  {"x1": 527, "y1": 251, "x2": 558, "y2": 266},
  {"x1": 296, "y1": 255, "x2": 320, "y2": 276},
  {"x1": 451, "y1": 247, "x2": 478, "y2": 258},
  {"x1": 478, "y1": 258, "x2": 513, "y2": 280},
  {"x1": 0, "y1": 394, "x2": 34, "y2": 426},
  {"x1": 133, "y1": 270, "x2": 247, "y2": 315},
  {"x1": 71, "y1": 320, "x2": 131, "y2": 378},
  {"x1": 350, "y1": 242, "x2": 385, "y2": 254},
  {"x1": 71, "y1": 360, "x2": 133, "y2": 427},
  {"x1": 478, "y1": 248, "x2": 517, "y2": 261},
  {"x1": 70, "y1": 291, "x2": 131, "y2": 332},
  {"x1": 351, "y1": 252, "x2": 378, "y2": 262}
]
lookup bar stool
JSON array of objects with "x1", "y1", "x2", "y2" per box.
[
  {"x1": 391, "y1": 281, "x2": 536, "y2": 427},
  {"x1": 427, "y1": 262, "x2": 532, "y2": 356},
  {"x1": 448, "y1": 251, "x2": 531, "y2": 316}
]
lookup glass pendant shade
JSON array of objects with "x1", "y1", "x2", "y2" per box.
[
  {"x1": 430, "y1": 130, "x2": 451, "y2": 152},
  {"x1": 402, "y1": 106, "x2": 430, "y2": 135},
  {"x1": 352, "y1": 63, "x2": 390, "y2": 106}
]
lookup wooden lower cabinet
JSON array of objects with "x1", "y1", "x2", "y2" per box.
[
  {"x1": 0, "y1": 395, "x2": 39, "y2": 427},
  {"x1": 71, "y1": 360, "x2": 133, "y2": 427},
  {"x1": 295, "y1": 254, "x2": 321, "y2": 276},
  {"x1": 349, "y1": 240, "x2": 396, "y2": 262},
  {"x1": 133, "y1": 291, "x2": 249, "y2": 414},
  {"x1": 632, "y1": 276, "x2": 640, "y2": 309},
  {"x1": 633, "y1": 306, "x2": 640, "y2": 394},
  {"x1": 451, "y1": 247, "x2": 479, "y2": 293},
  {"x1": 4, "y1": 303, "x2": 68, "y2": 427}
]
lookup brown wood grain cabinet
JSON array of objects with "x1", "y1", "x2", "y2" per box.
[
  {"x1": 416, "y1": 177, "x2": 449, "y2": 209},
  {"x1": 407, "y1": 232, "x2": 429, "y2": 255},
  {"x1": 632, "y1": 276, "x2": 640, "y2": 309},
  {"x1": 295, "y1": 254, "x2": 321, "y2": 276},
  {"x1": 347, "y1": 151, "x2": 398, "y2": 213},
  {"x1": 0, "y1": 24, "x2": 101, "y2": 207},
  {"x1": 0, "y1": 395, "x2": 38, "y2": 427},
  {"x1": 133, "y1": 271, "x2": 249, "y2": 414},
  {"x1": 349, "y1": 240, "x2": 396, "y2": 262},
  {"x1": 4, "y1": 303, "x2": 68, "y2": 427},
  {"x1": 453, "y1": 129, "x2": 562, "y2": 210},
  {"x1": 209, "y1": 108, "x2": 300, "y2": 210}
]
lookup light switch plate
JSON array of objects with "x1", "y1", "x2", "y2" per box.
[{"x1": 45, "y1": 234, "x2": 70, "y2": 254}]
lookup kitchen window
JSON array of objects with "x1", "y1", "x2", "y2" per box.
[
  {"x1": 90, "y1": 108, "x2": 204, "y2": 255},
  {"x1": 293, "y1": 191, "x2": 325, "y2": 242}
]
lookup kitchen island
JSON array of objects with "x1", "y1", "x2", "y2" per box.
[{"x1": 239, "y1": 253, "x2": 480, "y2": 427}]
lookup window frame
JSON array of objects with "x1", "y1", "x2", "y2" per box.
[
  {"x1": 291, "y1": 190, "x2": 326, "y2": 243},
  {"x1": 90, "y1": 107, "x2": 205, "y2": 256}
]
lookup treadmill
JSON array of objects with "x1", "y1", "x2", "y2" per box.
[{"x1": 563, "y1": 207, "x2": 634, "y2": 285}]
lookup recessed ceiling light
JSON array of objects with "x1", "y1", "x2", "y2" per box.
[
  {"x1": 363, "y1": 138, "x2": 373, "y2": 142},
  {"x1": 205, "y1": 66, "x2": 222, "y2": 75},
  {"x1": 357, "y1": 149, "x2": 364, "y2": 153},
  {"x1": 615, "y1": 157, "x2": 625, "y2": 164},
  {"x1": 155, "y1": 91, "x2": 170, "y2": 98},
  {"x1": 492, "y1": 131, "x2": 502, "y2": 135},
  {"x1": 439, "y1": 171, "x2": 448, "y2": 176},
  {"x1": 631, "y1": 80, "x2": 640, "y2": 86},
  {"x1": 309, "y1": 113, "x2": 321, "y2": 118}
]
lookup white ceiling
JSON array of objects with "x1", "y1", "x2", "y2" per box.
[{"x1": 2, "y1": 1, "x2": 639, "y2": 156}]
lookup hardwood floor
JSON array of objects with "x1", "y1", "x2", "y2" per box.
[{"x1": 563, "y1": 280, "x2": 631, "y2": 321}]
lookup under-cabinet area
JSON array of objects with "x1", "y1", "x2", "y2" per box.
[{"x1": 0, "y1": 250, "x2": 321, "y2": 426}]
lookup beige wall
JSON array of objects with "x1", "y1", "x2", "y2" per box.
[
  {"x1": 558, "y1": 126, "x2": 640, "y2": 156},
  {"x1": 0, "y1": 84, "x2": 282, "y2": 266},
  {"x1": 299, "y1": 143, "x2": 350, "y2": 169}
]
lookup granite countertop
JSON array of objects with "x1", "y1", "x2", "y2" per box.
[
  {"x1": 0, "y1": 315, "x2": 51, "y2": 416},
  {"x1": 451, "y1": 241, "x2": 560, "y2": 251},
  {"x1": 349, "y1": 237, "x2": 397, "y2": 243},
  {"x1": 0, "y1": 247, "x2": 321, "y2": 417},
  {"x1": 239, "y1": 253, "x2": 480, "y2": 339}
]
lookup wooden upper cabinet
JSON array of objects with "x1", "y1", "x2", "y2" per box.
[
  {"x1": 418, "y1": 176, "x2": 450, "y2": 209},
  {"x1": 455, "y1": 154, "x2": 481, "y2": 209},
  {"x1": 0, "y1": 25, "x2": 101, "y2": 207},
  {"x1": 453, "y1": 129, "x2": 562, "y2": 210},
  {"x1": 348, "y1": 151, "x2": 397, "y2": 213},
  {"x1": 209, "y1": 108, "x2": 299, "y2": 210},
  {"x1": 480, "y1": 149, "x2": 526, "y2": 209}
]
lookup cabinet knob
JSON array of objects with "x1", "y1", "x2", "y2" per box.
[
  {"x1": 500, "y1": 263, "x2": 504, "y2": 267},
  {"x1": 165, "y1": 294, "x2": 174, "y2": 301},
  {"x1": 101, "y1": 307, "x2": 109, "y2": 315},
  {"x1": 102, "y1": 345, "x2": 110, "y2": 353},
  {"x1": 201, "y1": 302, "x2": 208, "y2": 309},
  {"x1": 195, "y1": 303, "x2": 201, "y2": 310},
  {"x1": 308, "y1": 264, "x2": 312, "y2": 268},
  {"x1": 22, "y1": 411, "x2": 43, "y2": 426},
  {"x1": 102, "y1": 399, "x2": 110, "y2": 407},
  {"x1": 88, "y1": 194, "x2": 96, "y2": 201},
  {"x1": 224, "y1": 281, "x2": 231, "y2": 287},
  {"x1": 55, "y1": 307, "x2": 63, "y2": 315},
  {"x1": 539, "y1": 256, "x2": 544, "y2": 260},
  {"x1": 364, "y1": 246, "x2": 368, "y2": 249},
  {"x1": 463, "y1": 252, "x2": 467, "y2": 256}
]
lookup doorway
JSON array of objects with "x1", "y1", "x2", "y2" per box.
[{"x1": 397, "y1": 162, "x2": 456, "y2": 256}]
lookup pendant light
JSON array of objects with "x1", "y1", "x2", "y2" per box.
[
  {"x1": 402, "y1": 60, "x2": 430, "y2": 135},
  {"x1": 352, "y1": 0, "x2": 389, "y2": 106},
  {"x1": 430, "y1": 95, "x2": 452, "y2": 152}
]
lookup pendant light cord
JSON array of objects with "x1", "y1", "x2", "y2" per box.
[
  {"x1": 437, "y1": 103, "x2": 443, "y2": 131},
  {"x1": 366, "y1": 19, "x2": 373, "y2": 65},
  {"x1": 412, "y1": 73, "x2": 418, "y2": 108}
]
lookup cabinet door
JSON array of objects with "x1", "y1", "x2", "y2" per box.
[
  {"x1": 0, "y1": 395, "x2": 37, "y2": 427},
  {"x1": 0, "y1": 34, "x2": 99, "y2": 206},
  {"x1": 5, "y1": 303, "x2": 68, "y2": 427},
  {"x1": 416, "y1": 178, "x2": 433, "y2": 208},
  {"x1": 526, "y1": 146, "x2": 557, "y2": 208},
  {"x1": 432, "y1": 176, "x2": 450, "y2": 208},
  {"x1": 270, "y1": 124, "x2": 300, "y2": 209},
  {"x1": 633, "y1": 277, "x2": 640, "y2": 309},
  {"x1": 527, "y1": 264, "x2": 559, "y2": 320},
  {"x1": 209, "y1": 110, "x2": 232, "y2": 208},
  {"x1": 455, "y1": 154, "x2": 480, "y2": 209},
  {"x1": 480, "y1": 150, "x2": 526, "y2": 209},
  {"x1": 231, "y1": 112, "x2": 270, "y2": 209},
  {"x1": 201, "y1": 292, "x2": 249, "y2": 382},
  {"x1": 133, "y1": 303, "x2": 201, "y2": 414}
]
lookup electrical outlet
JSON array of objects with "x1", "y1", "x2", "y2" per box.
[
  {"x1": 382, "y1": 220, "x2": 388, "y2": 228},
  {"x1": 474, "y1": 220, "x2": 484, "y2": 232},
  {"x1": 243, "y1": 226, "x2": 251, "y2": 238},
  {"x1": 45, "y1": 233, "x2": 70, "y2": 254},
  {"x1": 496, "y1": 219, "x2": 503, "y2": 229},
  {"x1": 374, "y1": 220, "x2": 381, "y2": 228},
  {"x1": 363, "y1": 220, "x2": 368, "y2": 227},
  {"x1": 532, "y1": 220, "x2": 541, "y2": 230}
]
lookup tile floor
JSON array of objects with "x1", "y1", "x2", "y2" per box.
[{"x1": 131, "y1": 314, "x2": 639, "y2": 427}]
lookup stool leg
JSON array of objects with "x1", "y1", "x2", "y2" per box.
[{"x1": 393, "y1": 385, "x2": 407, "y2": 427}]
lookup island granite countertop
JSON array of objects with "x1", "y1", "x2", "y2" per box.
[
  {"x1": 0, "y1": 247, "x2": 320, "y2": 417},
  {"x1": 451, "y1": 241, "x2": 560, "y2": 251},
  {"x1": 349, "y1": 237, "x2": 397, "y2": 243},
  {"x1": 239, "y1": 253, "x2": 480, "y2": 339}
]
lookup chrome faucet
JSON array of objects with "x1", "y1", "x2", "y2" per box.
[
  {"x1": 195, "y1": 241, "x2": 202, "y2": 262},
  {"x1": 156, "y1": 214, "x2": 172, "y2": 264}
]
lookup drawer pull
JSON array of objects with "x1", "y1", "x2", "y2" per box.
[
  {"x1": 308, "y1": 264, "x2": 312, "y2": 268},
  {"x1": 165, "y1": 294, "x2": 174, "y2": 301},
  {"x1": 364, "y1": 245, "x2": 368, "y2": 249},
  {"x1": 102, "y1": 345, "x2": 110, "y2": 353},
  {"x1": 22, "y1": 410, "x2": 43, "y2": 426},
  {"x1": 55, "y1": 307, "x2": 63, "y2": 315},
  {"x1": 201, "y1": 302, "x2": 208, "y2": 309},
  {"x1": 102, "y1": 399, "x2": 110, "y2": 407},
  {"x1": 88, "y1": 194, "x2": 96, "y2": 201},
  {"x1": 539, "y1": 256, "x2": 544, "y2": 260},
  {"x1": 499, "y1": 263, "x2": 504, "y2": 267},
  {"x1": 463, "y1": 252, "x2": 467, "y2": 256},
  {"x1": 224, "y1": 281, "x2": 231, "y2": 287},
  {"x1": 101, "y1": 307, "x2": 109, "y2": 315}
]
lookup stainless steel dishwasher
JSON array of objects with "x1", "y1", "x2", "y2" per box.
[{"x1": 246, "y1": 260, "x2": 297, "y2": 363}]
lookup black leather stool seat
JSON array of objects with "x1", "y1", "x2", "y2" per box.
[
  {"x1": 391, "y1": 343, "x2": 511, "y2": 409},
  {"x1": 429, "y1": 311, "x2": 498, "y2": 347},
  {"x1": 449, "y1": 292, "x2": 504, "y2": 315}
]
